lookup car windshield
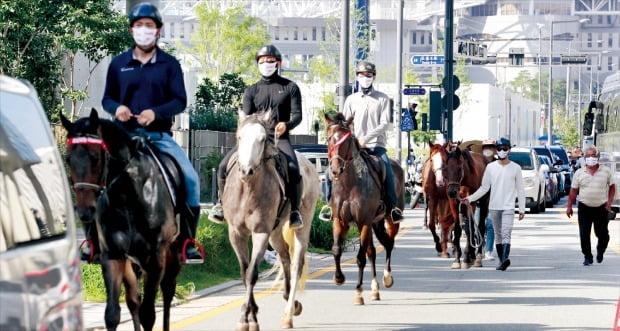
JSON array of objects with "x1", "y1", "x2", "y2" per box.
[
  {"x1": 550, "y1": 147, "x2": 569, "y2": 164},
  {"x1": 509, "y1": 152, "x2": 534, "y2": 170}
]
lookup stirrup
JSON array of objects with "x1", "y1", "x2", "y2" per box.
[
  {"x1": 207, "y1": 203, "x2": 225, "y2": 224},
  {"x1": 182, "y1": 239, "x2": 205, "y2": 264},
  {"x1": 79, "y1": 239, "x2": 95, "y2": 263},
  {"x1": 319, "y1": 205, "x2": 332, "y2": 222},
  {"x1": 390, "y1": 207, "x2": 404, "y2": 223}
]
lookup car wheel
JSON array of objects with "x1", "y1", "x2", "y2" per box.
[{"x1": 539, "y1": 191, "x2": 546, "y2": 212}]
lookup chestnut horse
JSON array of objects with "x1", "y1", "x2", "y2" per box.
[
  {"x1": 421, "y1": 141, "x2": 457, "y2": 258},
  {"x1": 443, "y1": 147, "x2": 490, "y2": 269},
  {"x1": 62, "y1": 109, "x2": 183, "y2": 331},
  {"x1": 324, "y1": 113, "x2": 402, "y2": 305},
  {"x1": 221, "y1": 110, "x2": 320, "y2": 330}
]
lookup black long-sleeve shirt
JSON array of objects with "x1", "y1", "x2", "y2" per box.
[{"x1": 242, "y1": 74, "x2": 302, "y2": 139}]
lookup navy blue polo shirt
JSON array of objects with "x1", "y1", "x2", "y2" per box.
[{"x1": 102, "y1": 47, "x2": 187, "y2": 133}]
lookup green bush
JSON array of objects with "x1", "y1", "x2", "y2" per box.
[{"x1": 309, "y1": 200, "x2": 359, "y2": 253}]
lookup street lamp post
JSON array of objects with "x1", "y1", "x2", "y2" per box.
[{"x1": 547, "y1": 18, "x2": 589, "y2": 146}]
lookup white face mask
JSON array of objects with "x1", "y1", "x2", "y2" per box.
[
  {"x1": 585, "y1": 157, "x2": 598, "y2": 167},
  {"x1": 497, "y1": 150, "x2": 509, "y2": 159},
  {"x1": 482, "y1": 149, "x2": 494, "y2": 158},
  {"x1": 357, "y1": 75, "x2": 374, "y2": 89},
  {"x1": 132, "y1": 26, "x2": 158, "y2": 46},
  {"x1": 258, "y1": 62, "x2": 278, "y2": 77}
]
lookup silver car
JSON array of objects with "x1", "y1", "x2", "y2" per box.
[{"x1": 0, "y1": 75, "x2": 83, "y2": 330}]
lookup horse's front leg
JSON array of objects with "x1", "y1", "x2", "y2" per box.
[
  {"x1": 427, "y1": 198, "x2": 442, "y2": 254},
  {"x1": 139, "y1": 251, "x2": 165, "y2": 331},
  {"x1": 160, "y1": 245, "x2": 182, "y2": 331},
  {"x1": 121, "y1": 260, "x2": 141, "y2": 331},
  {"x1": 364, "y1": 227, "x2": 380, "y2": 301},
  {"x1": 268, "y1": 231, "x2": 297, "y2": 329},
  {"x1": 242, "y1": 232, "x2": 270, "y2": 331},
  {"x1": 101, "y1": 258, "x2": 132, "y2": 331},
  {"x1": 451, "y1": 221, "x2": 463, "y2": 269},
  {"x1": 353, "y1": 224, "x2": 372, "y2": 305},
  {"x1": 228, "y1": 229, "x2": 251, "y2": 331},
  {"x1": 332, "y1": 219, "x2": 349, "y2": 285}
]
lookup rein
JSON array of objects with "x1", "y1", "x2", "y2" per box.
[
  {"x1": 67, "y1": 135, "x2": 108, "y2": 192},
  {"x1": 457, "y1": 196, "x2": 483, "y2": 249}
]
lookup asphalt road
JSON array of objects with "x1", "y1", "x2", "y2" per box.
[{"x1": 85, "y1": 196, "x2": 620, "y2": 331}]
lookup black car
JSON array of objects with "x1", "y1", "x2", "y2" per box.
[{"x1": 549, "y1": 145, "x2": 572, "y2": 194}]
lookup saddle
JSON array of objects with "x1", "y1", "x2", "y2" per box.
[
  {"x1": 359, "y1": 149, "x2": 388, "y2": 202},
  {"x1": 134, "y1": 136, "x2": 187, "y2": 215}
]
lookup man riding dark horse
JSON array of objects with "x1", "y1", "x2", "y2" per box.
[
  {"x1": 208, "y1": 44, "x2": 305, "y2": 229},
  {"x1": 100, "y1": 2, "x2": 203, "y2": 264},
  {"x1": 320, "y1": 61, "x2": 404, "y2": 223}
]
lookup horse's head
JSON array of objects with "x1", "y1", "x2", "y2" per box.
[
  {"x1": 324, "y1": 112, "x2": 356, "y2": 179},
  {"x1": 236, "y1": 109, "x2": 277, "y2": 180},
  {"x1": 444, "y1": 148, "x2": 465, "y2": 198},
  {"x1": 61, "y1": 108, "x2": 106, "y2": 223},
  {"x1": 428, "y1": 142, "x2": 448, "y2": 188}
]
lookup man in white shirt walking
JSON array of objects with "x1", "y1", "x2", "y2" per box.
[{"x1": 463, "y1": 138, "x2": 525, "y2": 271}]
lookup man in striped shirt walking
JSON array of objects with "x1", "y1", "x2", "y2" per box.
[{"x1": 566, "y1": 146, "x2": 616, "y2": 266}]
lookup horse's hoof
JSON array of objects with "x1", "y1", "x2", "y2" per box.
[
  {"x1": 249, "y1": 321, "x2": 259, "y2": 331},
  {"x1": 383, "y1": 274, "x2": 394, "y2": 288},
  {"x1": 281, "y1": 316, "x2": 293, "y2": 329},
  {"x1": 461, "y1": 263, "x2": 472, "y2": 269},
  {"x1": 334, "y1": 274, "x2": 345, "y2": 285},
  {"x1": 370, "y1": 291, "x2": 380, "y2": 301},
  {"x1": 440, "y1": 252, "x2": 450, "y2": 258},
  {"x1": 451, "y1": 262, "x2": 461, "y2": 269},
  {"x1": 473, "y1": 260, "x2": 483, "y2": 267},
  {"x1": 353, "y1": 296, "x2": 365, "y2": 305},
  {"x1": 236, "y1": 322, "x2": 249, "y2": 331},
  {"x1": 294, "y1": 301, "x2": 303, "y2": 316}
]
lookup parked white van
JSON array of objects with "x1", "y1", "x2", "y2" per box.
[{"x1": 0, "y1": 75, "x2": 83, "y2": 330}]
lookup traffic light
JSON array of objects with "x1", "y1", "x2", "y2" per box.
[
  {"x1": 421, "y1": 113, "x2": 428, "y2": 131},
  {"x1": 582, "y1": 101, "x2": 595, "y2": 136}
]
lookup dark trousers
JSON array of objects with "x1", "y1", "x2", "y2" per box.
[{"x1": 577, "y1": 202, "x2": 610, "y2": 259}]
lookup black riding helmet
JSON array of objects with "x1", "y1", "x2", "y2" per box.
[
  {"x1": 356, "y1": 61, "x2": 376, "y2": 75},
  {"x1": 255, "y1": 45, "x2": 282, "y2": 62},
  {"x1": 496, "y1": 137, "x2": 511, "y2": 148},
  {"x1": 129, "y1": 2, "x2": 163, "y2": 28}
]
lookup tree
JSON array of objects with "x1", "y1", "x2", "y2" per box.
[
  {"x1": 184, "y1": 3, "x2": 269, "y2": 81},
  {"x1": 189, "y1": 73, "x2": 246, "y2": 132},
  {"x1": 0, "y1": 0, "x2": 132, "y2": 121}
]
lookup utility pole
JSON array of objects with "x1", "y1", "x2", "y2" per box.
[
  {"x1": 395, "y1": 0, "x2": 403, "y2": 162},
  {"x1": 338, "y1": 0, "x2": 350, "y2": 111},
  {"x1": 443, "y1": 0, "x2": 454, "y2": 141}
]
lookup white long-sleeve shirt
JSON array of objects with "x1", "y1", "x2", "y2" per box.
[
  {"x1": 467, "y1": 160, "x2": 526, "y2": 213},
  {"x1": 341, "y1": 88, "x2": 391, "y2": 148}
]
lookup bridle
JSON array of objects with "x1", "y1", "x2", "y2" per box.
[
  {"x1": 445, "y1": 155, "x2": 465, "y2": 188},
  {"x1": 327, "y1": 128, "x2": 353, "y2": 171},
  {"x1": 66, "y1": 135, "x2": 108, "y2": 194}
]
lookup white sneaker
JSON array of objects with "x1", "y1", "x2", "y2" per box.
[{"x1": 484, "y1": 251, "x2": 495, "y2": 261}]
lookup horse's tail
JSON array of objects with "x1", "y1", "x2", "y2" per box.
[{"x1": 271, "y1": 223, "x2": 309, "y2": 291}]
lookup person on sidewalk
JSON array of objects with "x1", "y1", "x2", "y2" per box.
[
  {"x1": 481, "y1": 139, "x2": 497, "y2": 261},
  {"x1": 319, "y1": 61, "x2": 404, "y2": 223},
  {"x1": 565, "y1": 146, "x2": 615, "y2": 266},
  {"x1": 101, "y1": 2, "x2": 203, "y2": 264},
  {"x1": 208, "y1": 44, "x2": 304, "y2": 229},
  {"x1": 463, "y1": 138, "x2": 525, "y2": 271}
]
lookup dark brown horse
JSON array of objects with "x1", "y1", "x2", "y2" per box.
[
  {"x1": 324, "y1": 113, "x2": 402, "y2": 305},
  {"x1": 62, "y1": 109, "x2": 183, "y2": 331},
  {"x1": 443, "y1": 147, "x2": 490, "y2": 269},
  {"x1": 221, "y1": 110, "x2": 320, "y2": 330}
]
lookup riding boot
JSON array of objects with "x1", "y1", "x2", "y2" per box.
[
  {"x1": 183, "y1": 206, "x2": 204, "y2": 264},
  {"x1": 499, "y1": 244, "x2": 511, "y2": 271},
  {"x1": 495, "y1": 244, "x2": 504, "y2": 270},
  {"x1": 208, "y1": 177, "x2": 226, "y2": 224},
  {"x1": 288, "y1": 180, "x2": 303, "y2": 229}
]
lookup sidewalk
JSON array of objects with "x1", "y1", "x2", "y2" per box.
[{"x1": 82, "y1": 241, "x2": 357, "y2": 330}]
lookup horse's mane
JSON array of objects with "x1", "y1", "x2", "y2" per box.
[{"x1": 98, "y1": 119, "x2": 135, "y2": 158}]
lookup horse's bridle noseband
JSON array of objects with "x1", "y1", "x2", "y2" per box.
[
  {"x1": 328, "y1": 130, "x2": 353, "y2": 172},
  {"x1": 66, "y1": 135, "x2": 108, "y2": 193}
]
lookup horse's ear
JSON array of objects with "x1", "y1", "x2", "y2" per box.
[
  {"x1": 345, "y1": 116, "x2": 354, "y2": 128},
  {"x1": 60, "y1": 112, "x2": 72, "y2": 132},
  {"x1": 261, "y1": 108, "x2": 274, "y2": 124},
  {"x1": 323, "y1": 112, "x2": 331, "y2": 125},
  {"x1": 88, "y1": 108, "x2": 100, "y2": 132}
]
